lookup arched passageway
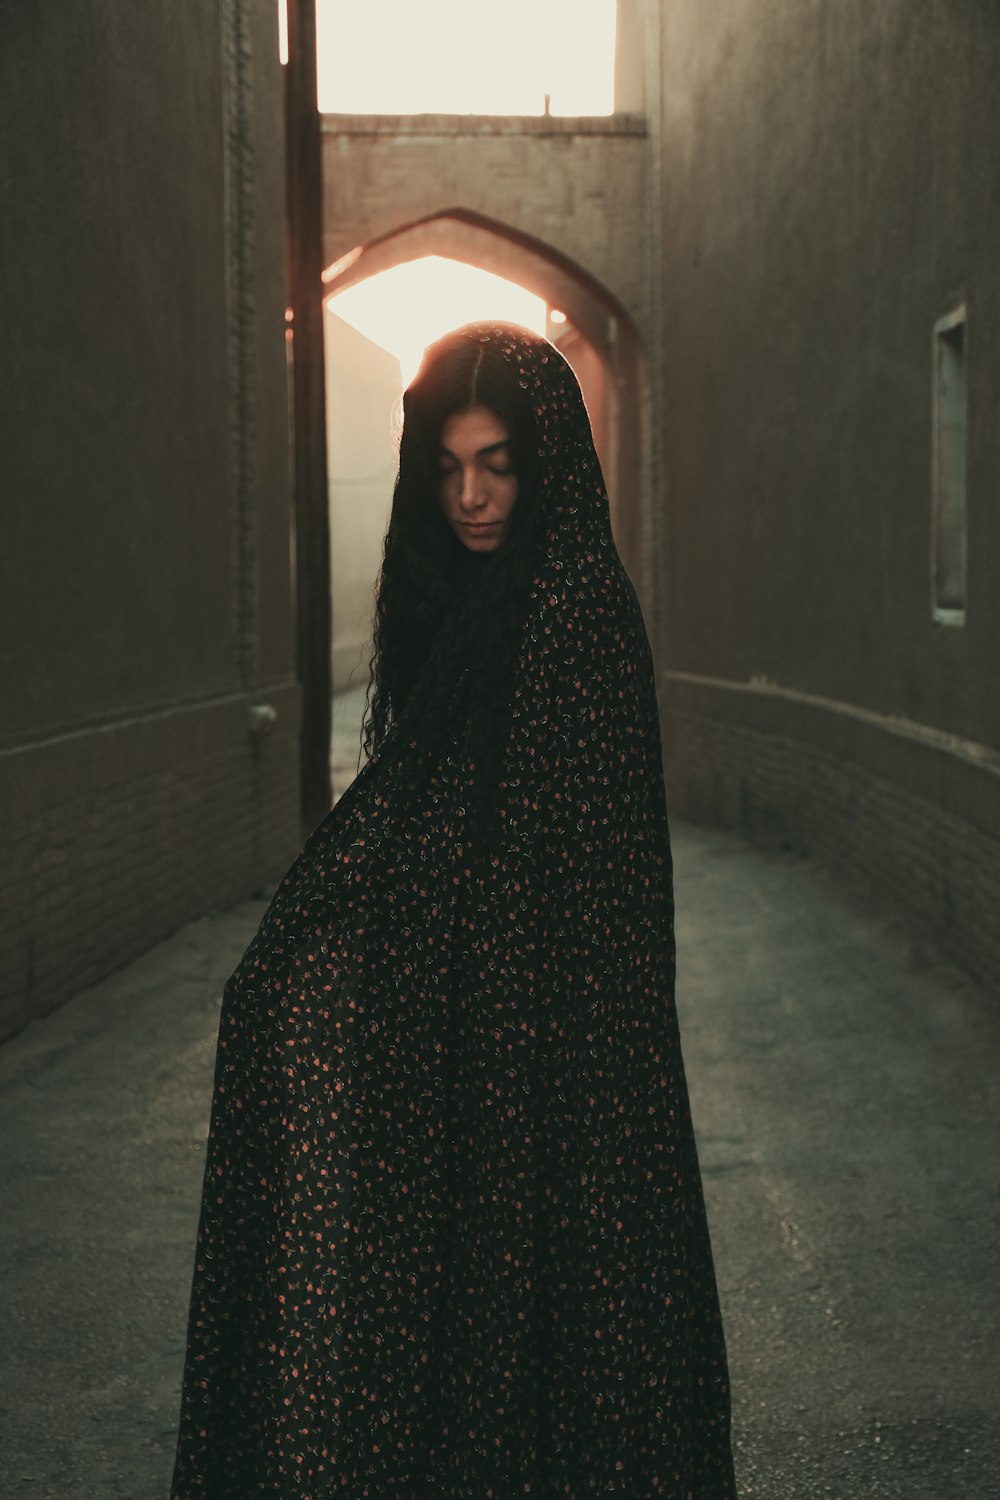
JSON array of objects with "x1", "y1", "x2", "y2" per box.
[
  {"x1": 313, "y1": 209, "x2": 651, "y2": 796},
  {"x1": 322, "y1": 210, "x2": 648, "y2": 577}
]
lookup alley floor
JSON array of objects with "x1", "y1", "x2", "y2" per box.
[{"x1": 1, "y1": 697, "x2": 997, "y2": 1497}]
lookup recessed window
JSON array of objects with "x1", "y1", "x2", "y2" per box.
[{"x1": 931, "y1": 304, "x2": 967, "y2": 625}]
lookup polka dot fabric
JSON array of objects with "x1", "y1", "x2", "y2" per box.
[{"x1": 170, "y1": 324, "x2": 737, "y2": 1497}]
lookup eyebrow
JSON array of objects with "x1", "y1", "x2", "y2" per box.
[{"x1": 439, "y1": 438, "x2": 511, "y2": 459}]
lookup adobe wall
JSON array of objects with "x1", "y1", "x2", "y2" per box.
[
  {"x1": 655, "y1": 1, "x2": 1000, "y2": 987},
  {"x1": 0, "y1": 1, "x2": 301, "y2": 1038}
]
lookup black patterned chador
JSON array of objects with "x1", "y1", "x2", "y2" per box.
[{"x1": 170, "y1": 323, "x2": 737, "y2": 1498}]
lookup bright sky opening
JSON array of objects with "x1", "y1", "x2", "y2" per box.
[
  {"x1": 315, "y1": 0, "x2": 617, "y2": 116},
  {"x1": 327, "y1": 258, "x2": 547, "y2": 386}
]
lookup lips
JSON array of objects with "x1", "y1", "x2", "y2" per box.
[{"x1": 462, "y1": 522, "x2": 499, "y2": 530}]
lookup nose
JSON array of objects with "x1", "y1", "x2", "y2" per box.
[{"x1": 459, "y1": 465, "x2": 486, "y2": 512}]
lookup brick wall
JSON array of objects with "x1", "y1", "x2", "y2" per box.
[
  {"x1": 661, "y1": 675, "x2": 1000, "y2": 993},
  {"x1": 322, "y1": 115, "x2": 649, "y2": 327},
  {"x1": 0, "y1": 688, "x2": 301, "y2": 1039}
]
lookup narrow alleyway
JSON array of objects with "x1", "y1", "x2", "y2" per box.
[{"x1": 0, "y1": 693, "x2": 996, "y2": 1499}]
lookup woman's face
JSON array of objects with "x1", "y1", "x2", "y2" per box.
[{"x1": 437, "y1": 404, "x2": 519, "y2": 552}]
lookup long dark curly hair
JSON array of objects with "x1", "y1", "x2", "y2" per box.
[{"x1": 358, "y1": 324, "x2": 545, "y2": 841}]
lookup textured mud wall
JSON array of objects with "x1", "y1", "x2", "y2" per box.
[
  {"x1": 0, "y1": 1, "x2": 300, "y2": 1036},
  {"x1": 656, "y1": 1, "x2": 1000, "y2": 987}
]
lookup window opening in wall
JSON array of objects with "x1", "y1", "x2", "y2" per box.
[
  {"x1": 314, "y1": 0, "x2": 617, "y2": 115},
  {"x1": 931, "y1": 304, "x2": 967, "y2": 625}
]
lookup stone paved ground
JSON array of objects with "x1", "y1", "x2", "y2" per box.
[{"x1": 1, "y1": 691, "x2": 997, "y2": 1498}]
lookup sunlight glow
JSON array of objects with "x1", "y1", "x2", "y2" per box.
[
  {"x1": 315, "y1": 0, "x2": 617, "y2": 116},
  {"x1": 278, "y1": 0, "x2": 288, "y2": 65},
  {"x1": 327, "y1": 258, "x2": 547, "y2": 386}
]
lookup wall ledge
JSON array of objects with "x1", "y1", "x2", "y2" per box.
[
  {"x1": 321, "y1": 112, "x2": 648, "y2": 138},
  {"x1": 0, "y1": 681, "x2": 302, "y2": 821},
  {"x1": 662, "y1": 669, "x2": 1000, "y2": 779}
]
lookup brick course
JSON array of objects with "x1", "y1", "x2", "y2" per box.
[
  {"x1": 0, "y1": 686, "x2": 301, "y2": 1041},
  {"x1": 661, "y1": 679, "x2": 1000, "y2": 994}
]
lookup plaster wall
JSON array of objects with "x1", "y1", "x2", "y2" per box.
[
  {"x1": 656, "y1": 0, "x2": 1000, "y2": 986},
  {"x1": 551, "y1": 322, "x2": 609, "y2": 481},
  {"x1": 324, "y1": 311, "x2": 401, "y2": 694},
  {"x1": 0, "y1": 1, "x2": 300, "y2": 1037}
]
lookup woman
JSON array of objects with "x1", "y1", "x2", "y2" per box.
[{"x1": 170, "y1": 322, "x2": 738, "y2": 1498}]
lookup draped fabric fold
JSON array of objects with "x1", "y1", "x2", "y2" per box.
[{"x1": 170, "y1": 324, "x2": 737, "y2": 1498}]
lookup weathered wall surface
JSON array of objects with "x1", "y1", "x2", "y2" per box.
[
  {"x1": 7, "y1": 0, "x2": 993, "y2": 1033},
  {"x1": 0, "y1": 1, "x2": 300, "y2": 1038},
  {"x1": 656, "y1": 1, "x2": 1000, "y2": 986},
  {"x1": 322, "y1": 115, "x2": 648, "y2": 328}
]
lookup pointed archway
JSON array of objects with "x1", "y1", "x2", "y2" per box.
[
  {"x1": 323, "y1": 208, "x2": 650, "y2": 585},
  {"x1": 308, "y1": 208, "x2": 652, "y2": 797}
]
